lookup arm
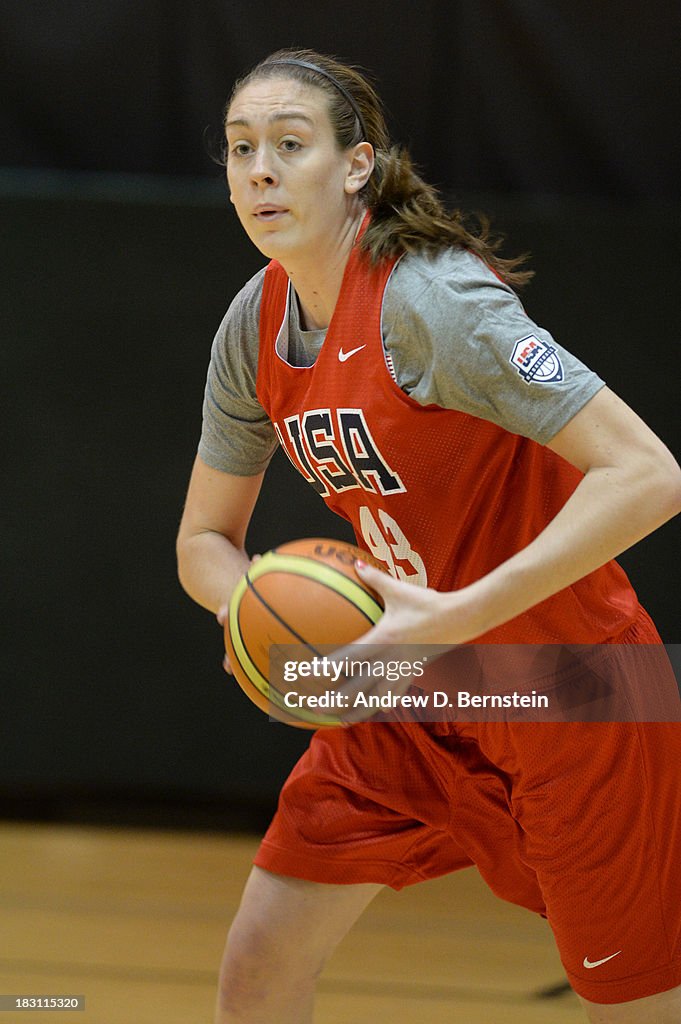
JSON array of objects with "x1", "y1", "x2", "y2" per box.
[
  {"x1": 176, "y1": 455, "x2": 265, "y2": 615},
  {"x1": 356, "y1": 386, "x2": 681, "y2": 645}
]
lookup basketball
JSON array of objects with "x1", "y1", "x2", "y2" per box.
[{"x1": 225, "y1": 538, "x2": 385, "y2": 728}]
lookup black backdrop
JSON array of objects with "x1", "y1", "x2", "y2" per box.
[
  {"x1": 1, "y1": 0, "x2": 679, "y2": 197},
  {"x1": 1, "y1": 1, "x2": 679, "y2": 828}
]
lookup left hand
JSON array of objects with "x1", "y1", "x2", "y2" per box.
[
  {"x1": 328, "y1": 560, "x2": 470, "y2": 721},
  {"x1": 353, "y1": 559, "x2": 457, "y2": 647}
]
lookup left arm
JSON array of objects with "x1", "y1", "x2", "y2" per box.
[{"x1": 356, "y1": 386, "x2": 681, "y2": 646}]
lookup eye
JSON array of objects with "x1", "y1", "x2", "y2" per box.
[
  {"x1": 280, "y1": 138, "x2": 302, "y2": 153},
  {"x1": 229, "y1": 141, "x2": 253, "y2": 157}
]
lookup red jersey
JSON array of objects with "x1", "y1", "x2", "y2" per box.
[{"x1": 255, "y1": 240, "x2": 639, "y2": 643}]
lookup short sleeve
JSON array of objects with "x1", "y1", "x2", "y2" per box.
[
  {"x1": 198, "y1": 268, "x2": 278, "y2": 475},
  {"x1": 383, "y1": 250, "x2": 605, "y2": 444}
]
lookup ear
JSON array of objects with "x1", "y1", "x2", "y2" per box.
[{"x1": 345, "y1": 142, "x2": 375, "y2": 194}]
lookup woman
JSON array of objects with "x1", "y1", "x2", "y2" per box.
[{"x1": 176, "y1": 48, "x2": 681, "y2": 1023}]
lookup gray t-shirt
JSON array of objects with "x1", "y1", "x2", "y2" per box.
[{"x1": 199, "y1": 247, "x2": 604, "y2": 475}]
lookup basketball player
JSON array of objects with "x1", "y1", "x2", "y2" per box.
[{"x1": 176, "y1": 49, "x2": 681, "y2": 1023}]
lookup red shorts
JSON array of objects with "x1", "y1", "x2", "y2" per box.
[{"x1": 255, "y1": 607, "x2": 681, "y2": 1004}]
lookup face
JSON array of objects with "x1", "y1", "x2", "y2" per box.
[{"x1": 225, "y1": 77, "x2": 371, "y2": 262}]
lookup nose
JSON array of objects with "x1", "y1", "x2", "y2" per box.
[{"x1": 250, "y1": 146, "x2": 278, "y2": 188}]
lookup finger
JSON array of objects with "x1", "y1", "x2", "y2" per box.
[
  {"x1": 354, "y1": 560, "x2": 403, "y2": 603},
  {"x1": 329, "y1": 641, "x2": 412, "y2": 707},
  {"x1": 223, "y1": 654, "x2": 234, "y2": 675},
  {"x1": 216, "y1": 604, "x2": 230, "y2": 626}
]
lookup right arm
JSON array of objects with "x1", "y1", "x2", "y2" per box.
[
  {"x1": 178, "y1": 269, "x2": 273, "y2": 616},
  {"x1": 176, "y1": 455, "x2": 265, "y2": 615}
]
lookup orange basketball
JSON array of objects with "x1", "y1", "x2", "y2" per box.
[{"x1": 224, "y1": 538, "x2": 385, "y2": 729}]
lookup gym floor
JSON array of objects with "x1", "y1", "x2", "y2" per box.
[{"x1": 0, "y1": 822, "x2": 584, "y2": 1023}]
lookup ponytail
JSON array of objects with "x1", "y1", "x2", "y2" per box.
[{"x1": 362, "y1": 146, "x2": 533, "y2": 287}]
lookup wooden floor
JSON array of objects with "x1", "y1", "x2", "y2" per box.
[{"x1": 0, "y1": 822, "x2": 584, "y2": 1023}]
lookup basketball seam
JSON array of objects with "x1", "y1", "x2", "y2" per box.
[
  {"x1": 228, "y1": 547, "x2": 383, "y2": 727},
  {"x1": 239, "y1": 578, "x2": 342, "y2": 726},
  {"x1": 249, "y1": 553, "x2": 383, "y2": 625},
  {"x1": 245, "y1": 574, "x2": 325, "y2": 656},
  {"x1": 228, "y1": 577, "x2": 272, "y2": 698},
  {"x1": 227, "y1": 576, "x2": 342, "y2": 726}
]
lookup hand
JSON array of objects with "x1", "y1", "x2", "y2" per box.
[
  {"x1": 353, "y1": 560, "x2": 468, "y2": 647},
  {"x1": 327, "y1": 560, "x2": 469, "y2": 723},
  {"x1": 217, "y1": 603, "x2": 233, "y2": 674}
]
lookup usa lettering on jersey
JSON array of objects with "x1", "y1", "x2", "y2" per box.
[{"x1": 274, "y1": 408, "x2": 406, "y2": 498}]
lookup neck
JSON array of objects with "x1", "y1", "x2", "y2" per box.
[{"x1": 281, "y1": 210, "x2": 365, "y2": 330}]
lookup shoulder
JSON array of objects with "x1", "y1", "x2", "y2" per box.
[
  {"x1": 381, "y1": 246, "x2": 523, "y2": 380},
  {"x1": 380, "y1": 246, "x2": 604, "y2": 443},
  {"x1": 216, "y1": 266, "x2": 267, "y2": 338},
  {"x1": 206, "y1": 266, "x2": 270, "y2": 404},
  {"x1": 210, "y1": 266, "x2": 267, "y2": 379},
  {"x1": 385, "y1": 246, "x2": 519, "y2": 323},
  {"x1": 199, "y1": 265, "x2": 277, "y2": 475}
]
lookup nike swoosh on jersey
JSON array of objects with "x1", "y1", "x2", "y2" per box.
[
  {"x1": 338, "y1": 344, "x2": 366, "y2": 362},
  {"x1": 583, "y1": 951, "x2": 622, "y2": 969}
]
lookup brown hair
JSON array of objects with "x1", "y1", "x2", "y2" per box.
[{"x1": 227, "y1": 48, "x2": 532, "y2": 287}]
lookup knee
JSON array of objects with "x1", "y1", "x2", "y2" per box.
[{"x1": 216, "y1": 913, "x2": 324, "y2": 1015}]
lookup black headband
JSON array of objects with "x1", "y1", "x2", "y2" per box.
[{"x1": 266, "y1": 59, "x2": 368, "y2": 142}]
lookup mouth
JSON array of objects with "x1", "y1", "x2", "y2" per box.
[{"x1": 253, "y1": 205, "x2": 289, "y2": 222}]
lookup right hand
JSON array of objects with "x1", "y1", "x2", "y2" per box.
[{"x1": 216, "y1": 604, "x2": 233, "y2": 674}]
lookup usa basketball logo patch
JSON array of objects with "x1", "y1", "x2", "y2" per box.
[{"x1": 510, "y1": 335, "x2": 564, "y2": 384}]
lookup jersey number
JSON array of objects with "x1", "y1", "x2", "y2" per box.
[{"x1": 359, "y1": 506, "x2": 428, "y2": 587}]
